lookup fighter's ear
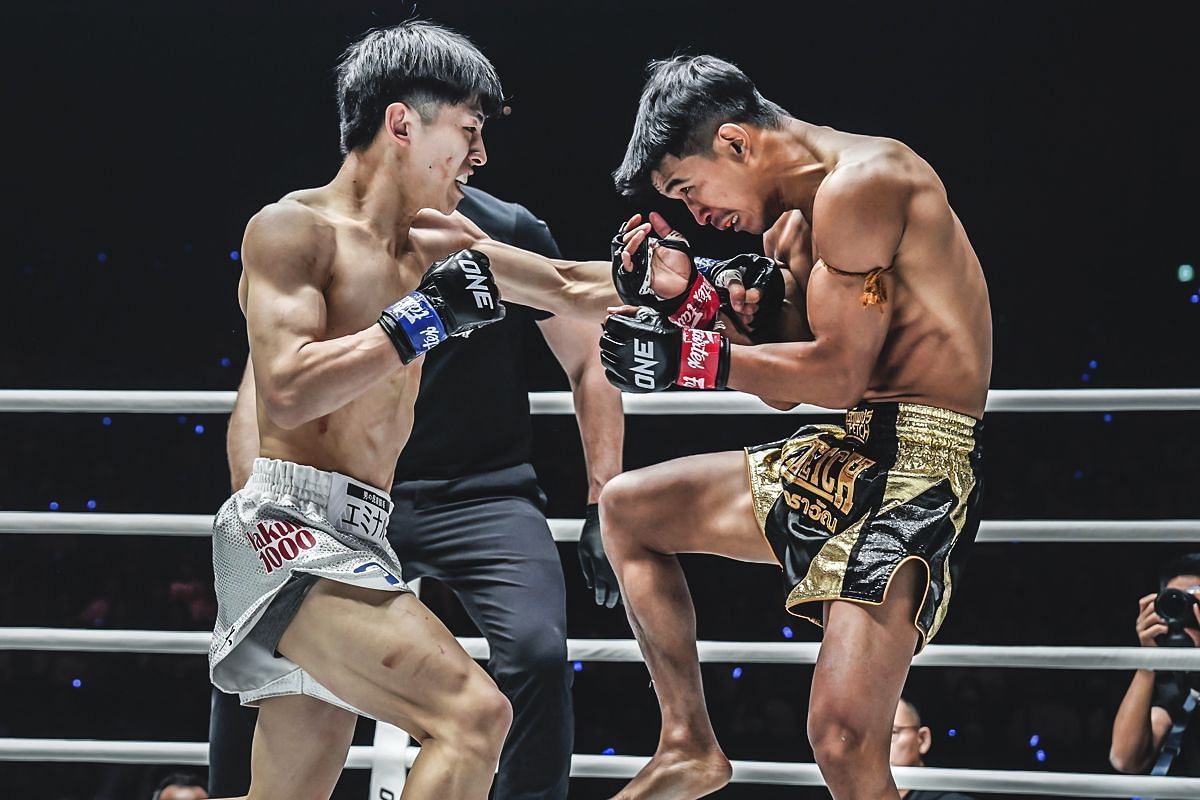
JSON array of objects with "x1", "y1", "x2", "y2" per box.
[
  {"x1": 715, "y1": 123, "x2": 751, "y2": 160},
  {"x1": 384, "y1": 102, "x2": 417, "y2": 146}
]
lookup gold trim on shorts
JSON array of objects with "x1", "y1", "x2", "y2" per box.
[{"x1": 746, "y1": 403, "x2": 981, "y2": 650}]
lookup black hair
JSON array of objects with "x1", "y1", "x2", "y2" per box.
[
  {"x1": 1159, "y1": 553, "x2": 1200, "y2": 588},
  {"x1": 897, "y1": 695, "x2": 922, "y2": 725},
  {"x1": 150, "y1": 772, "x2": 204, "y2": 800},
  {"x1": 336, "y1": 20, "x2": 504, "y2": 154},
  {"x1": 613, "y1": 54, "x2": 787, "y2": 197}
]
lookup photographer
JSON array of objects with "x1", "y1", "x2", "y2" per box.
[{"x1": 1110, "y1": 554, "x2": 1200, "y2": 775}]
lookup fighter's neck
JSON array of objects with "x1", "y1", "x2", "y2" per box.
[
  {"x1": 327, "y1": 150, "x2": 425, "y2": 251},
  {"x1": 761, "y1": 119, "x2": 836, "y2": 221}
]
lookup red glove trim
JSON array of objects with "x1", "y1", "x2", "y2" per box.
[
  {"x1": 667, "y1": 273, "x2": 721, "y2": 330},
  {"x1": 676, "y1": 328, "x2": 725, "y2": 390}
]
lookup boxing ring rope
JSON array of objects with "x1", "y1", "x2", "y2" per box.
[
  {"x1": 2, "y1": 740, "x2": 1199, "y2": 799},
  {"x1": 4, "y1": 387, "x2": 1199, "y2": 797},
  {"x1": 1, "y1": 511, "x2": 1196, "y2": 542},
  {"x1": 2, "y1": 387, "x2": 1199, "y2": 414},
  {"x1": 5, "y1": 627, "x2": 1200, "y2": 671}
]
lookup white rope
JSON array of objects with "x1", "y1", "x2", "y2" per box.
[
  {"x1": 1, "y1": 739, "x2": 1197, "y2": 797},
  {"x1": 0, "y1": 390, "x2": 240, "y2": 414},
  {"x1": 5, "y1": 627, "x2": 1200, "y2": 670},
  {"x1": 2, "y1": 388, "x2": 1198, "y2": 414},
  {"x1": 0, "y1": 513, "x2": 215, "y2": 537},
  {"x1": 1, "y1": 512, "x2": 1196, "y2": 543},
  {"x1": 0, "y1": 738, "x2": 376, "y2": 768}
]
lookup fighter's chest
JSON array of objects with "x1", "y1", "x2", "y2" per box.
[{"x1": 322, "y1": 247, "x2": 426, "y2": 337}]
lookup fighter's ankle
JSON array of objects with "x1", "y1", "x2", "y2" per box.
[{"x1": 658, "y1": 725, "x2": 722, "y2": 754}]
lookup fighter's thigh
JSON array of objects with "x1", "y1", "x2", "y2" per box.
[
  {"x1": 601, "y1": 450, "x2": 773, "y2": 563},
  {"x1": 810, "y1": 560, "x2": 925, "y2": 723},
  {"x1": 248, "y1": 693, "x2": 356, "y2": 800},
  {"x1": 278, "y1": 579, "x2": 495, "y2": 738}
]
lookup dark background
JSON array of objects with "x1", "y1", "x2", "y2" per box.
[{"x1": 1, "y1": 1, "x2": 1198, "y2": 798}]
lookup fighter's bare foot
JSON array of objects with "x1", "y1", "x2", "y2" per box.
[{"x1": 609, "y1": 746, "x2": 732, "y2": 800}]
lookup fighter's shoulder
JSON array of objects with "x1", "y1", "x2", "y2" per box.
[
  {"x1": 243, "y1": 197, "x2": 336, "y2": 274},
  {"x1": 820, "y1": 139, "x2": 929, "y2": 202},
  {"x1": 811, "y1": 142, "x2": 924, "y2": 268}
]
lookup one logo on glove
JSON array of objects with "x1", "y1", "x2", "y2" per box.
[
  {"x1": 455, "y1": 254, "x2": 494, "y2": 310},
  {"x1": 630, "y1": 339, "x2": 658, "y2": 391}
]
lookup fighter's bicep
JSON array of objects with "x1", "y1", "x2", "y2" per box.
[
  {"x1": 805, "y1": 265, "x2": 892, "y2": 373},
  {"x1": 240, "y1": 206, "x2": 333, "y2": 362},
  {"x1": 245, "y1": 277, "x2": 328, "y2": 353}
]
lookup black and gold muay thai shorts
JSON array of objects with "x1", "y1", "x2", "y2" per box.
[{"x1": 745, "y1": 402, "x2": 983, "y2": 649}]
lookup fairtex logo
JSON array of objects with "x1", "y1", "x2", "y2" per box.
[
  {"x1": 631, "y1": 339, "x2": 658, "y2": 390},
  {"x1": 685, "y1": 334, "x2": 711, "y2": 372},
  {"x1": 671, "y1": 280, "x2": 715, "y2": 328},
  {"x1": 456, "y1": 255, "x2": 494, "y2": 310}
]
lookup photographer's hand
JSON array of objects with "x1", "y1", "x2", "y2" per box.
[
  {"x1": 1136, "y1": 592, "x2": 1167, "y2": 647},
  {"x1": 1111, "y1": 592, "x2": 1175, "y2": 773}
]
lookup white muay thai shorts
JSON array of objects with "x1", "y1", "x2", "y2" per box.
[{"x1": 210, "y1": 458, "x2": 410, "y2": 712}]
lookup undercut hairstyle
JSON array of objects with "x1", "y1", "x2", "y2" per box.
[
  {"x1": 613, "y1": 54, "x2": 788, "y2": 196},
  {"x1": 336, "y1": 21, "x2": 504, "y2": 154},
  {"x1": 1159, "y1": 553, "x2": 1200, "y2": 588}
]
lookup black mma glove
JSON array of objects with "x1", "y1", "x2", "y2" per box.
[
  {"x1": 610, "y1": 223, "x2": 721, "y2": 330},
  {"x1": 378, "y1": 249, "x2": 505, "y2": 364},
  {"x1": 699, "y1": 254, "x2": 785, "y2": 336},
  {"x1": 600, "y1": 307, "x2": 730, "y2": 393},
  {"x1": 578, "y1": 503, "x2": 620, "y2": 608}
]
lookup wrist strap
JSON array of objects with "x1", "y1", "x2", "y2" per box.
[
  {"x1": 676, "y1": 328, "x2": 729, "y2": 390},
  {"x1": 379, "y1": 293, "x2": 446, "y2": 364},
  {"x1": 667, "y1": 272, "x2": 721, "y2": 330}
]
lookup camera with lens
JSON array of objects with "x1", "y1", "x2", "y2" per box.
[{"x1": 1155, "y1": 587, "x2": 1199, "y2": 648}]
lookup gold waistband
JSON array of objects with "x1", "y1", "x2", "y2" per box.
[{"x1": 891, "y1": 403, "x2": 979, "y2": 456}]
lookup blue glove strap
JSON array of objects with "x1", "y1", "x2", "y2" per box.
[
  {"x1": 382, "y1": 293, "x2": 447, "y2": 357},
  {"x1": 694, "y1": 256, "x2": 720, "y2": 277}
]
